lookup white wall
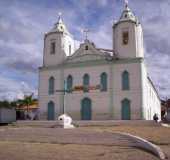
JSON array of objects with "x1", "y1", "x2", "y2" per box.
[
  {"x1": 63, "y1": 34, "x2": 75, "y2": 56},
  {"x1": 43, "y1": 32, "x2": 75, "y2": 67},
  {"x1": 142, "y1": 64, "x2": 161, "y2": 120},
  {"x1": 113, "y1": 22, "x2": 144, "y2": 58},
  {"x1": 43, "y1": 32, "x2": 66, "y2": 66},
  {"x1": 39, "y1": 61, "x2": 145, "y2": 120},
  {"x1": 112, "y1": 62, "x2": 142, "y2": 120},
  {"x1": 64, "y1": 65, "x2": 111, "y2": 120},
  {"x1": 39, "y1": 69, "x2": 64, "y2": 119}
]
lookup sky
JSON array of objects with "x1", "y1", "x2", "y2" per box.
[{"x1": 0, "y1": 0, "x2": 170, "y2": 100}]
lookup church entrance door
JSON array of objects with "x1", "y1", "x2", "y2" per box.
[
  {"x1": 81, "y1": 98, "x2": 92, "y2": 120},
  {"x1": 47, "y1": 101, "x2": 55, "y2": 120},
  {"x1": 121, "y1": 99, "x2": 131, "y2": 120}
]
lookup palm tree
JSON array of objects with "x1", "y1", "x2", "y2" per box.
[{"x1": 22, "y1": 93, "x2": 34, "y2": 119}]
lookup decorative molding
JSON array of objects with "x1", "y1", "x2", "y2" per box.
[
  {"x1": 66, "y1": 54, "x2": 107, "y2": 63},
  {"x1": 39, "y1": 57, "x2": 144, "y2": 72}
]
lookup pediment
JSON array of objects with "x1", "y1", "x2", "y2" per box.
[
  {"x1": 65, "y1": 40, "x2": 112, "y2": 63},
  {"x1": 66, "y1": 53, "x2": 107, "y2": 63}
]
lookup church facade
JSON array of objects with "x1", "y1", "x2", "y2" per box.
[{"x1": 38, "y1": 3, "x2": 161, "y2": 120}]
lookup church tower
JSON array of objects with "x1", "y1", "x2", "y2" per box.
[
  {"x1": 43, "y1": 14, "x2": 75, "y2": 67},
  {"x1": 113, "y1": 1, "x2": 144, "y2": 58}
]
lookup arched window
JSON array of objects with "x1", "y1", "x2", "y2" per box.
[
  {"x1": 122, "y1": 71, "x2": 130, "y2": 90},
  {"x1": 50, "y1": 42, "x2": 55, "y2": 54},
  {"x1": 49, "y1": 76, "x2": 55, "y2": 95},
  {"x1": 83, "y1": 74, "x2": 90, "y2": 92},
  {"x1": 85, "y1": 45, "x2": 88, "y2": 50},
  {"x1": 100, "y1": 72, "x2": 107, "y2": 91},
  {"x1": 122, "y1": 31, "x2": 129, "y2": 45},
  {"x1": 67, "y1": 75, "x2": 73, "y2": 93}
]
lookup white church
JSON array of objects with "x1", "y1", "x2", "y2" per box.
[{"x1": 38, "y1": 2, "x2": 161, "y2": 120}]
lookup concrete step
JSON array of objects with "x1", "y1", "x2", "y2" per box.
[
  {"x1": 16, "y1": 120, "x2": 161, "y2": 128},
  {"x1": 73, "y1": 120, "x2": 161, "y2": 127}
]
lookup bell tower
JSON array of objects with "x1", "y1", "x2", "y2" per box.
[
  {"x1": 113, "y1": 1, "x2": 144, "y2": 58},
  {"x1": 43, "y1": 13, "x2": 75, "y2": 67}
]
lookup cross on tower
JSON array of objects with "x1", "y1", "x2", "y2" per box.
[
  {"x1": 58, "y1": 12, "x2": 62, "y2": 17},
  {"x1": 124, "y1": 0, "x2": 128, "y2": 8},
  {"x1": 82, "y1": 28, "x2": 90, "y2": 40},
  {"x1": 57, "y1": 12, "x2": 62, "y2": 22}
]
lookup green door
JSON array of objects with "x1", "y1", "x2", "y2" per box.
[
  {"x1": 47, "y1": 101, "x2": 55, "y2": 120},
  {"x1": 121, "y1": 99, "x2": 131, "y2": 120},
  {"x1": 81, "y1": 98, "x2": 92, "y2": 120}
]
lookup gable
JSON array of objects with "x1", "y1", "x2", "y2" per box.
[
  {"x1": 66, "y1": 54, "x2": 107, "y2": 63},
  {"x1": 65, "y1": 40, "x2": 112, "y2": 63}
]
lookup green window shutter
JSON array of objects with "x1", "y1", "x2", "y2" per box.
[
  {"x1": 121, "y1": 98, "x2": 131, "y2": 120},
  {"x1": 49, "y1": 77, "x2": 55, "y2": 95},
  {"x1": 67, "y1": 75, "x2": 73, "y2": 93},
  {"x1": 100, "y1": 72, "x2": 107, "y2": 91},
  {"x1": 81, "y1": 98, "x2": 92, "y2": 120},
  {"x1": 83, "y1": 74, "x2": 90, "y2": 92},
  {"x1": 47, "y1": 101, "x2": 55, "y2": 120},
  {"x1": 122, "y1": 71, "x2": 130, "y2": 90}
]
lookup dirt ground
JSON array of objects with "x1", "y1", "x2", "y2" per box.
[
  {"x1": 0, "y1": 123, "x2": 169, "y2": 160},
  {"x1": 0, "y1": 141, "x2": 158, "y2": 160},
  {"x1": 82, "y1": 125, "x2": 170, "y2": 159}
]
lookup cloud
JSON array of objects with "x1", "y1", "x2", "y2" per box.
[
  {"x1": 146, "y1": 53, "x2": 170, "y2": 98},
  {"x1": 89, "y1": 20, "x2": 112, "y2": 49},
  {"x1": 133, "y1": 0, "x2": 170, "y2": 98},
  {"x1": 0, "y1": 76, "x2": 36, "y2": 101},
  {"x1": 0, "y1": 39, "x2": 41, "y2": 73},
  {"x1": 0, "y1": 0, "x2": 169, "y2": 100}
]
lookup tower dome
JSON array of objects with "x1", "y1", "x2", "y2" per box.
[
  {"x1": 48, "y1": 13, "x2": 70, "y2": 35},
  {"x1": 119, "y1": 1, "x2": 139, "y2": 24}
]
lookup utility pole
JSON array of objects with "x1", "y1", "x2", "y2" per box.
[
  {"x1": 63, "y1": 80, "x2": 67, "y2": 114},
  {"x1": 56, "y1": 81, "x2": 101, "y2": 116},
  {"x1": 56, "y1": 80, "x2": 67, "y2": 114}
]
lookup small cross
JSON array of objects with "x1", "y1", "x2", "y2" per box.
[
  {"x1": 58, "y1": 12, "x2": 62, "y2": 20},
  {"x1": 57, "y1": 12, "x2": 63, "y2": 23},
  {"x1": 58, "y1": 12, "x2": 62, "y2": 17},
  {"x1": 82, "y1": 28, "x2": 90, "y2": 40},
  {"x1": 124, "y1": 0, "x2": 128, "y2": 8}
]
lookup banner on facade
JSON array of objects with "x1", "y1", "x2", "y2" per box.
[{"x1": 73, "y1": 85, "x2": 100, "y2": 91}]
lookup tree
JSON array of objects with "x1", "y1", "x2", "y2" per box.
[
  {"x1": 0, "y1": 101, "x2": 10, "y2": 108},
  {"x1": 21, "y1": 93, "x2": 34, "y2": 119},
  {"x1": 10, "y1": 101, "x2": 17, "y2": 108}
]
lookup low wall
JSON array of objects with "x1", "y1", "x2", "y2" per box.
[
  {"x1": 0, "y1": 108, "x2": 16, "y2": 123},
  {"x1": 118, "y1": 132, "x2": 166, "y2": 160}
]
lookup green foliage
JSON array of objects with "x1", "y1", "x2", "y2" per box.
[
  {"x1": 10, "y1": 101, "x2": 17, "y2": 107},
  {"x1": 0, "y1": 100, "x2": 12, "y2": 108},
  {"x1": 22, "y1": 94, "x2": 34, "y2": 106},
  {"x1": 0, "y1": 94, "x2": 37, "y2": 109}
]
